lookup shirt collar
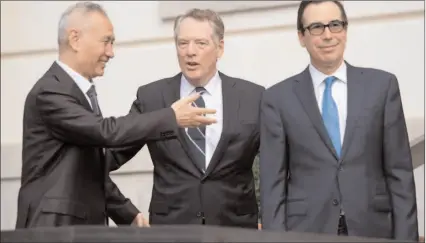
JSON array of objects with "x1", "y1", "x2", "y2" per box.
[
  {"x1": 309, "y1": 61, "x2": 347, "y2": 88},
  {"x1": 56, "y1": 60, "x2": 93, "y2": 95},
  {"x1": 181, "y1": 71, "x2": 221, "y2": 96}
]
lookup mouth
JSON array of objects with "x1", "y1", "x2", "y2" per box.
[
  {"x1": 186, "y1": 61, "x2": 200, "y2": 70},
  {"x1": 320, "y1": 44, "x2": 338, "y2": 50},
  {"x1": 99, "y1": 60, "x2": 108, "y2": 67}
]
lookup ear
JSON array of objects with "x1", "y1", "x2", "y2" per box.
[
  {"x1": 217, "y1": 39, "x2": 224, "y2": 59},
  {"x1": 298, "y1": 30, "x2": 306, "y2": 48},
  {"x1": 68, "y1": 29, "x2": 80, "y2": 51}
]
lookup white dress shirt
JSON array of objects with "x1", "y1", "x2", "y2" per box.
[
  {"x1": 56, "y1": 60, "x2": 94, "y2": 109},
  {"x1": 180, "y1": 72, "x2": 223, "y2": 168},
  {"x1": 309, "y1": 62, "x2": 347, "y2": 144}
]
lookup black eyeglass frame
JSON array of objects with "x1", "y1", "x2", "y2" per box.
[{"x1": 301, "y1": 20, "x2": 348, "y2": 36}]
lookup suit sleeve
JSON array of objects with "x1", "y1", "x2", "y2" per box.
[
  {"x1": 106, "y1": 89, "x2": 151, "y2": 171},
  {"x1": 103, "y1": 99, "x2": 143, "y2": 225},
  {"x1": 105, "y1": 175, "x2": 140, "y2": 225},
  {"x1": 36, "y1": 87, "x2": 178, "y2": 147},
  {"x1": 103, "y1": 90, "x2": 153, "y2": 225},
  {"x1": 382, "y1": 75, "x2": 419, "y2": 241},
  {"x1": 259, "y1": 90, "x2": 288, "y2": 230}
]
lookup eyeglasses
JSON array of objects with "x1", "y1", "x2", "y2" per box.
[{"x1": 302, "y1": 20, "x2": 348, "y2": 36}]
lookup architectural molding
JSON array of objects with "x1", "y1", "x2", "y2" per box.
[
  {"x1": 158, "y1": 1, "x2": 300, "y2": 21},
  {"x1": 1, "y1": 9, "x2": 423, "y2": 59}
]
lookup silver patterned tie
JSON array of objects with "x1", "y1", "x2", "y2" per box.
[{"x1": 187, "y1": 87, "x2": 206, "y2": 172}]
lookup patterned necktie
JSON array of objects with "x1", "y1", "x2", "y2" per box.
[
  {"x1": 322, "y1": 76, "x2": 341, "y2": 157},
  {"x1": 87, "y1": 85, "x2": 102, "y2": 117},
  {"x1": 187, "y1": 87, "x2": 206, "y2": 172}
]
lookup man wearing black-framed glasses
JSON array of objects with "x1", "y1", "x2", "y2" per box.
[{"x1": 260, "y1": 1, "x2": 418, "y2": 241}]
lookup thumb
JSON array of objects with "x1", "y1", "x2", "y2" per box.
[{"x1": 180, "y1": 92, "x2": 201, "y2": 104}]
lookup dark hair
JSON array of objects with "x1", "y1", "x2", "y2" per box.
[{"x1": 297, "y1": 1, "x2": 348, "y2": 34}]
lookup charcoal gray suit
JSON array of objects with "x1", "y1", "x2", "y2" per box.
[
  {"x1": 259, "y1": 62, "x2": 418, "y2": 241},
  {"x1": 17, "y1": 62, "x2": 178, "y2": 228},
  {"x1": 108, "y1": 72, "x2": 265, "y2": 228}
]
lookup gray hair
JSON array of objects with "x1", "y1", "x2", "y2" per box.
[
  {"x1": 57, "y1": 1, "x2": 108, "y2": 46},
  {"x1": 173, "y1": 8, "x2": 225, "y2": 44}
]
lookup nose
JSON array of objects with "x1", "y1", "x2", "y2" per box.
[
  {"x1": 106, "y1": 44, "x2": 115, "y2": 59},
  {"x1": 322, "y1": 27, "x2": 332, "y2": 39},
  {"x1": 186, "y1": 42, "x2": 197, "y2": 56}
]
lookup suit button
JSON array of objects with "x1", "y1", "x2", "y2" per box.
[{"x1": 332, "y1": 199, "x2": 339, "y2": 206}]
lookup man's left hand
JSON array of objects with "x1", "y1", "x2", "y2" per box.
[{"x1": 132, "y1": 213, "x2": 150, "y2": 227}]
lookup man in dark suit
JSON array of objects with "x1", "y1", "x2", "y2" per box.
[
  {"x1": 17, "y1": 2, "x2": 216, "y2": 228},
  {"x1": 108, "y1": 8, "x2": 265, "y2": 228},
  {"x1": 260, "y1": 1, "x2": 418, "y2": 240}
]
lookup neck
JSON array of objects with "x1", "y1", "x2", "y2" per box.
[
  {"x1": 186, "y1": 69, "x2": 217, "y2": 87},
  {"x1": 58, "y1": 52, "x2": 91, "y2": 80},
  {"x1": 311, "y1": 58, "x2": 344, "y2": 75}
]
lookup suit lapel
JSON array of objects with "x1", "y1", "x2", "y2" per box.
[
  {"x1": 50, "y1": 62, "x2": 106, "y2": 180},
  {"x1": 162, "y1": 73, "x2": 205, "y2": 174},
  {"x1": 340, "y1": 63, "x2": 366, "y2": 161},
  {"x1": 294, "y1": 67, "x2": 339, "y2": 159},
  {"x1": 204, "y1": 72, "x2": 239, "y2": 176},
  {"x1": 50, "y1": 62, "x2": 92, "y2": 111}
]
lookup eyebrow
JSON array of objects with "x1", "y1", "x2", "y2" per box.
[
  {"x1": 308, "y1": 19, "x2": 342, "y2": 25},
  {"x1": 178, "y1": 38, "x2": 209, "y2": 42},
  {"x1": 103, "y1": 35, "x2": 115, "y2": 42}
]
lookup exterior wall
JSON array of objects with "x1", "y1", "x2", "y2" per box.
[{"x1": 1, "y1": 1, "x2": 424, "y2": 234}]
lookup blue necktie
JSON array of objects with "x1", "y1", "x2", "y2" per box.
[{"x1": 322, "y1": 76, "x2": 341, "y2": 158}]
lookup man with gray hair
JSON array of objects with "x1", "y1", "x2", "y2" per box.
[
  {"x1": 17, "y1": 2, "x2": 216, "y2": 228},
  {"x1": 107, "y1": 8, "x2": 265, "y2": 228}
]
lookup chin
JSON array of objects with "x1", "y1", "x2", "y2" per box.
[
  {"x1": 95, "y1": 71, "x2": 105, "y2": 77},
  {"x1": 183, "y1": 72, "x2": 201, "y2": 80},
  {"x1": 321, "y1": 54, "x2": 338, "y2": 62},
  {"x1": 188, "y1": 76, "x2": 203, "y2": 83}
]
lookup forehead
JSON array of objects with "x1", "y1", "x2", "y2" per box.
[
  {"x1": 177, "y1": 17, "x2": 213, "y2": 40},
  {"x1": 303, "y1": 1, "x2": 343, "y2": 25}
]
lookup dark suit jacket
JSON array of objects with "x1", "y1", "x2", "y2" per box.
[
  {"x1": 259, "y1": 62, "x2": 418, "y2": 240},
  {"x1": 108, "y1": 72, "x2": 265, "y2": 228},
  {"x1": 16, "y1": 62, "x2": 178, "y2": 228}
]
